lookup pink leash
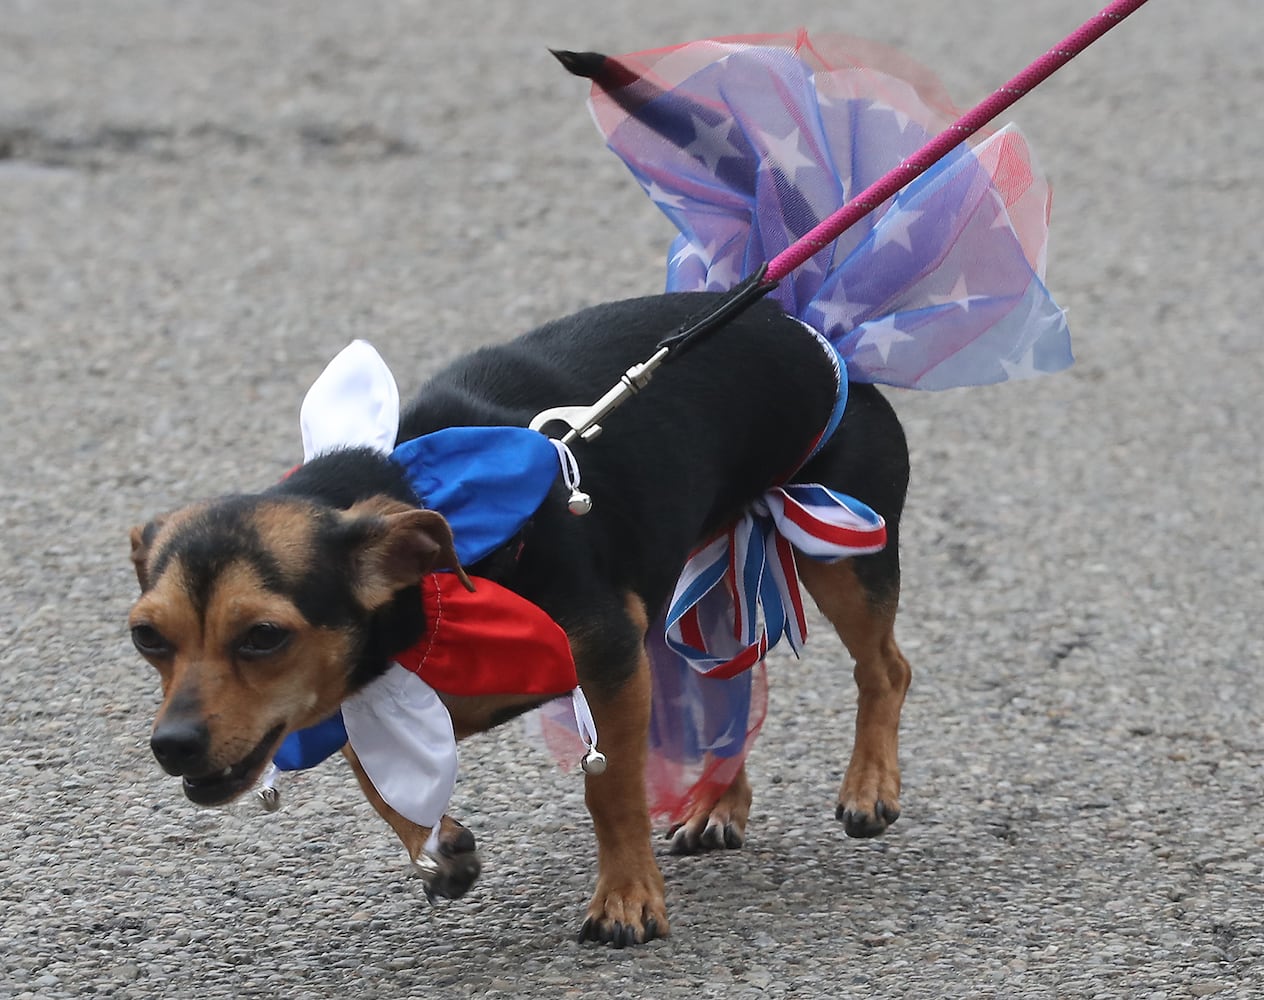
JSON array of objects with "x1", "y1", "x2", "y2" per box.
[{"x1": 765, "y1": 0, "x2": 1153, "y2": 283}]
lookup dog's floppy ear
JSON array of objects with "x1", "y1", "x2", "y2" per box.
[
  {"x1": 344, "y1": 507, "x2": 474, "y2": 610},
  {"x1": 128, "y1": 517, "x2": 166, "y2": 591}
]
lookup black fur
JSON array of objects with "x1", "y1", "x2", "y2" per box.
[
  {"x1": 797, "y1": 383, "x2": 910, "y2": 607},
  {"x1": 171, "y1": 292, "x2": 908, "y2": 702},
  {"x1": 272, "y1": 446, "x2": 419, "y2": 510},
  {"x1": 395, "y1": 292, "x2": 905, "y2": 695}
]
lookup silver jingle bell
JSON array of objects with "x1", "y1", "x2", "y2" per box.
[
  {"x1": 581, "y1": 747, "x2": 608, "y2": 775},
  {"x1": 256, "y1": 785, "x2": 281, "y2": 813},
  {"x1": 568, "y1": 489, "x2": 593, "y2": 516}
]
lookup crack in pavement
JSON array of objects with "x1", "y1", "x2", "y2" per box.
[{"x1": 0, "y1": 119, "x2": 417, "y2": 170}]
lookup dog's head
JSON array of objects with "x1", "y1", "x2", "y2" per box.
[{"x1": 127, "y1": 493, "x2": 468, "y2": 805}]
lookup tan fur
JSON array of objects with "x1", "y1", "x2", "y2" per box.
[
  {"x1": 342, "y1": 500, "x2": 473, "y2": 607},
  {"x1": 440, "y1": 692, "x2": 556, "y2": 741},
  {"x1": 128, "y1": 503, "x2": 206, "y2": 589},
  {"x1": 342, "y1": 742, "x2": 434, "y2": 861},
  {"x1": 667, "y1": 764, "x2": 752, "y2": 853},
  {"x1": 576, "y1": 593, "x2": 669, "y2": 943},
  {"x1": 130, "y1": 555, "x2": 356, "y2": 778},
  {"x1": 796, "y1": 556, "x2": 911, "y2": 833},
  {"x1": 250, "y1": 502, "x2": 321, "y2": 582}
]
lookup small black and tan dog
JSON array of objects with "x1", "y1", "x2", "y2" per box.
[{"x1": 127, "y1": 291, "x2": 912, "y2": 947}]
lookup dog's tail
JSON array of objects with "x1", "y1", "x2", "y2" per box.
[{"x1": 552, "y1": 48, "x2": 684, "y2": 144}]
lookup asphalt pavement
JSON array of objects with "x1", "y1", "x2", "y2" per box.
[{"x1": 1, "y1": 1, "x2": 1261, "y2": 997}]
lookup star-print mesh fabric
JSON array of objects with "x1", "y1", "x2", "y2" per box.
[{"x1": 587, "y1": 31, "x2": 1072, "y2": 390}]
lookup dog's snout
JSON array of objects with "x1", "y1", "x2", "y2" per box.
[{"x1": 150, "y1": 718, "x2": 211, "y2": 775}]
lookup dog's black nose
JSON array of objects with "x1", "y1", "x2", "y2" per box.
[{"x1": 150, "y1": 718, "x2": 211, "y2": 775}]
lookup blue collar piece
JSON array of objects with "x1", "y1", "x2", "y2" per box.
[{"x1": 390, "y1": 426, "x2": 562, "y2": 565}]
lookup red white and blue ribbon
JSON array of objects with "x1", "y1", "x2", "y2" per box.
[{"x1": 665, "y1": 485, "x2": 886, "y2": 680}]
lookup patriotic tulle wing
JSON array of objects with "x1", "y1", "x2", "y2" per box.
[{"x1": 586, "y1": 32, "x2": 1072, "y2": 390}]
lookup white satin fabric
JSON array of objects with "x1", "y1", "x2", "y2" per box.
[{"x1": 299, "y1": 341, "x2": 458, "y2": 828}]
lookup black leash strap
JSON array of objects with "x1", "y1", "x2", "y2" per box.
[{"x1": 655, "y1": 266, "x2": 777, "y2": 356}]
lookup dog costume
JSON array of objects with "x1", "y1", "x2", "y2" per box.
[{"x1": 271, "y1": 32, "x2": 1070, "y2": 827}]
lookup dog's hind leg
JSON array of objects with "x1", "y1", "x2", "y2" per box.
[
  {"x1": 796, "y1": 554, "x2": 911, "y2": 837},
  {"x1": 790, "y1": 382, "x2": 912, "y2": 837},
  {"x1": 574, "y1": 593, "x2": 669, "y2": 947},
  {"x1": 665, "y1": 764, "x2": 752, "y2": 855},
  {"x1": 342, "y1": 744, "x2": 482, "y2": 900}
]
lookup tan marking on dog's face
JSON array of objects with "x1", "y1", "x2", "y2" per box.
[
  {"x1": 129, "y1": 529, "x2": 358, "y2": 794},
  {"x1": 129, "y1": 502, "x2": 208, "y2": 592},
  {"x1": 249, "y1": 501, "x2": 320, "y2": 585},
  {"x1": 346, "y1": 495, "x2": 414, "y2": 519}
]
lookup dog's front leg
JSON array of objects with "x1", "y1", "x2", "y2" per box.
[
  {"x1": 576, "y1": 597, "x2": 668, "y2": 947},
  {"x1": 341, "y1": 744, "x2": 481, "y2": 901}
]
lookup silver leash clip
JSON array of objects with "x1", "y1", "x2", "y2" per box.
[
  {"x1": 528, "y1": 347, "x2": 669, "y2": 446},
  {"x1": 530, "y1": 347, "x2": 668, "y2": 518}
]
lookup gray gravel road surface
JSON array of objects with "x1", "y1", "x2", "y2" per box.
[{"x1": 2, "y1": 1, "x2": 1261, "y2": 997}]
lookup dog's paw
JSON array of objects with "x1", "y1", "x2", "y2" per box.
[
  {"x1": 837, "y1": 756, "x2": 901, "y2": 838},
  {"x1": 665, "y1": 767, "x2": 751, "y2": 855},
  {"x1": 666, "y1": 811, "x2": 746, "y2": 854},
  {"x1": 577, "y1": 877, "x2": 669, "y2": 948},
  {"x1": 411, "y1": 818, "x2": 481, "y2": 902},
  {"x1": 422, "y1": 851, "x2": 482, "y2": 902},
  {"x1": 437, "y1": 816, "x2": 477, "y2": 857},
  {"x1": 836, "y1": 795, "x2": 900, "y2": 838}
]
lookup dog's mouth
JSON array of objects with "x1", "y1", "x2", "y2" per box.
[{"x1": 181, "y1": 723, "x2": 285, "y2": 806}]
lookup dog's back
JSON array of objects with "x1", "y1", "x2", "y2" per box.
[{"x1": 401, "y1": 292, "x2": 842, "y2": 613}]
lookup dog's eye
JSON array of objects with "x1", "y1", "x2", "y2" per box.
[
  {"x1": 131, "y1": 624, "x2": 171, "y2": 657},
  {"x1": 237, "y1": 623, "x2": 292, "y2": 660}
]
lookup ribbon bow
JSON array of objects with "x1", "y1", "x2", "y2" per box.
[{"x1": 666, "y1": 484, "x2": 886, "y2": 680}]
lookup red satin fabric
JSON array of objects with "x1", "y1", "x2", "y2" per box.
[{"x1": 395, "y1": 574, "x2": 578, "y2": 698}]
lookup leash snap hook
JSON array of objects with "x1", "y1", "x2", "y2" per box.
[{"x1": 528, "y1": 347, "x2": 670, "y2": 446}]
